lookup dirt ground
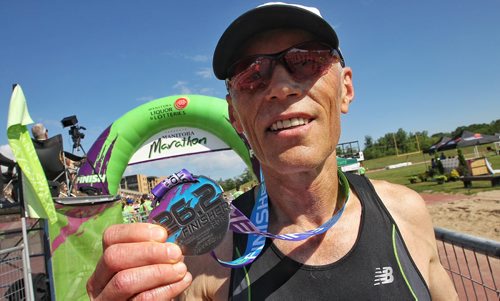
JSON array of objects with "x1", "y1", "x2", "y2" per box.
[{"x1": 420, "y1": 190, "x2": 500, "y2": 241}]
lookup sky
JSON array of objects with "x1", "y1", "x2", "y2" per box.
[{"x1": 1, "y1": 0, "x2": 499, "y2": 180}]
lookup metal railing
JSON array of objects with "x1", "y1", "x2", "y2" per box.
[
  {"x1": 435, "y1": 227, "x2": 500, "y2": 301},
  {"x1": 0, "y1": 211, "x2": 47, "y2": 301},
  {"x1": 0, "y1": 246, "x2": 26, "y2": 300}
]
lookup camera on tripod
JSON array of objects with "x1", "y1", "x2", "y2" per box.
[{"x1": 61, "y1": 115, "x2": 86, "y2": 151}]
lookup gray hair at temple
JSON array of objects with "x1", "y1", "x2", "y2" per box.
[{"x1": 31, "y1": 123, "x2": 48, "y2": 140}]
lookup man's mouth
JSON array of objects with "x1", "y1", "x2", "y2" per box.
[{"x1": 269, "y1": 117, "x2": 310, "y2": 131}]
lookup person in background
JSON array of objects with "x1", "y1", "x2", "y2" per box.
[
  {"x1": 440, "y1": 152, "x2": 446, "y2": 160},
  {"x1": 140, "y1": 194, "x2": 153, "y2": 215},
  {"x1": 132, "y1": 198, "x2": 141, "y2": 212},
  {"x1": 31, "y1": 123, "x2": 49, "y2": 141},
  {"x1": 31, "y1": 123, "x2": 84, "y2": 194},
  {"x1": 122, "y1": 198, "x2": 135, "y2": 213},
  {"x1": 0, "y1": 152, "x2": 16, "y2": 202},
  {"x1": 122, "y1": 198, "x2": 137, "y2": 223},
  {"x1": 87, "y1": 3, "x2": 458, "y2": 300},
  {"x1": 32, "y1": 122, "x2": 84, "y2": 168}
]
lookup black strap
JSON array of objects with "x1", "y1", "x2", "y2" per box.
[{"x1": 343, "y1": 172, "x2": 375, "y2": 199}]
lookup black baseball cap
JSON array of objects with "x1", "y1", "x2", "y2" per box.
[{"x1": 213, "y1": 2, "x2": 340, "y2": 80}]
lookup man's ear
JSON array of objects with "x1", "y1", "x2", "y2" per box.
[
  {"x1": 340, "y1": 67, "x2": 354, "y2": 114},
  {"x1": 226, "y1": 94, "x2": 244, "y2": 133}
]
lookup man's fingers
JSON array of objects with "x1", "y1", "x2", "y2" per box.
[
  {"x1": 95, "y1": 263, "x2": 190, "y2": 301},
  {"x1": 102, "y1": 223, "x2": 167, "y2": 249},
  {"x1": 87, "y1": 221, "x2": 191, "y2": 300},
  {"x1": 131, "y1": 272, "x2": 192, "y2": 301},
  {"x1": 89, "y1": 241, "x2": 182, "y2": 297}
]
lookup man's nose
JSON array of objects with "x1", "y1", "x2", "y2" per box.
[{"x1": 264, "y1": 64, "x2": 302, "y2": 102}]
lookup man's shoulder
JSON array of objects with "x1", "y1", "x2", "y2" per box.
[
  {"x1": 370, "y1": 179, "x2": 424, "y2": 206},
  {"x1": 367, "y1": 179, "x2": 429, "y2": 226},
  {"x1": 367, "y1": 178, "x2": 437, "y2": 255}
]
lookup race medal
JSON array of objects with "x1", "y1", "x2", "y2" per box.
[{"x1": 148, "y1": 176, "x2": 230, "y2": 255}]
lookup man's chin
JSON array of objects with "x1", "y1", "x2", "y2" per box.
[{"x1": 270, "y1": 151, "x2": 327, "y2": 172}]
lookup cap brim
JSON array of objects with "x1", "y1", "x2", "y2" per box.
[{"x1": 213, "y1": 4, "x2": 339, "y2": 80}]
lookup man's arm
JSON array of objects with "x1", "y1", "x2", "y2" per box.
[
  {"x1": 428, "y1": 248, "x2": 459, "y2": 300},
  {"x1": 373, "y1": 180, "x2": 458, "y2": 300}
]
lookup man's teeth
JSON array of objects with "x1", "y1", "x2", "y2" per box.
[{"x1": 270, "y1": 117, "x2": 309, "y2": 131}]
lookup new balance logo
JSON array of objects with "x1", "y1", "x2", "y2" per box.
[{"x1": 374, "y1": 266, "x2": 394, "y2": 286}]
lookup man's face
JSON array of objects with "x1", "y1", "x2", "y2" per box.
[{"x1": 227, "y1": 29, "x2": 354, "y2": 175}]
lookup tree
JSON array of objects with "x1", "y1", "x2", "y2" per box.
[
  {"x1": 217, "y1": 168, "x2": 256, "y2": 191},
  {"x1": 364, "y1": 135, "x2": 373, "y2": 148},
  {"x1": 394, "y1": 128, "x2": 409, "y2": 153},
  {"x1": 220, "y1": 178, "x2": 236, "y2": 191},
  {"x1": 239, "y1": 168, "x2": 254, "y2": 183},
  {"x1": 360, "y1": 119, "x2": 499, "y2": 160},
  {"x1": 457, "y1": 149, "x2": 469, "y2": 176}
]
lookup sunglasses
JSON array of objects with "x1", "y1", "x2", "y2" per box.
[{"x1": 226, "y1": 41, "x2": 344, "y2": 92}]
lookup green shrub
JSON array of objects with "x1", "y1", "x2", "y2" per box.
[
  {"x1": 409, "y1": 176, "x2": 418, "y2": 184},
  {"x1": 434, "y1": 175, "x2": 447, "y2": 184},
  {"x1": 418, "y1": 173, "x2": 428, "y2": 182}
]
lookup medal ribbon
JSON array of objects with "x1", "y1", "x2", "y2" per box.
[{"x1": 211, "y1": 169, "x2": 350, "y2": 268}]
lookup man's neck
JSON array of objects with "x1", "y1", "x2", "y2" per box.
[{"x1": 260, "y1": 154, "x2": 340, "y2": 228}]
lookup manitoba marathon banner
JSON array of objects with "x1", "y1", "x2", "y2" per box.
[
  {"x1": 48, "y1": 95, "x2": 253, "y2": 300},
  {"x1": 75, "y1": 95, "x2": 252, "y2": 195},
  {"x1": 128, "y1": 127, "x2": 231, "y2": 165}
]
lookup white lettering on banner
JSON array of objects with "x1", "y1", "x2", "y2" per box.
[{"x1": 77, "y1": 174, "x2": 106, "y2": 184}]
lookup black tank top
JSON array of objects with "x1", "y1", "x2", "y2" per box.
[{"x1": 229, "y1": 173, "x2": 431, "y2": 300}]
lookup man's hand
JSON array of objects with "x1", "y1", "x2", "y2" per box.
[{"x1": 87, "y1": 223, "x2": 192, "y2": 300}]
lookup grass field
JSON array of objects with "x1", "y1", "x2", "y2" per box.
[{"x1": 364, "y1": 144, "x2": 500, "y2": 194}]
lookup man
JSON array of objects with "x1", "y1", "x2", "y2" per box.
[
  {"x1": 32, "y1": 123, "x2": 49, "y2": 141},
  {"x1": 31, "y1": 123, "x2": 83, "y2": 195},
  {"x1": 87, "y1": 3, "x2": 458, "y2": 300},
  {"x1": 32, "y1": 123, "x2": 81, "y2": 168}
]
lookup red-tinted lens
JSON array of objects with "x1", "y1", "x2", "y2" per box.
[
  {"x1": 228, "y1": 41, "x2": 338, "y2": 92},
  {"x1": 229, "y1": 58, "x2": 273, "y2": 91},
  {"x1": 284, "y1": 47, "x2": 336, "y2": 81},
  {"x1": 230, "y1": 56, "x2": 262, "y2": 77}
]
